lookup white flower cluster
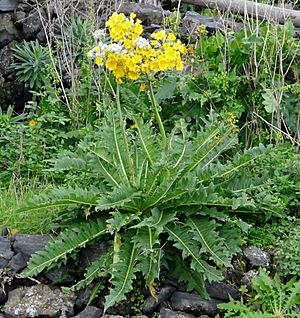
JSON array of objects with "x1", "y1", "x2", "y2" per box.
[
  {"x1": 93, "y1": 29, "x2": 106, "y2": 40},
  {"x1": 87, "y1": 42, "x2": 108, "y2": 58},
  {"x1": 107, "y1": 43, "x2": 123, "y2": 54},
  {"x1": 134, "y1": 37, "x2": 150, "y2": 49}
]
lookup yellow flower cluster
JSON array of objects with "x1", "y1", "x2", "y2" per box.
[{"x1": 88, "y1": 12, "x2": 187, "y2": 84}]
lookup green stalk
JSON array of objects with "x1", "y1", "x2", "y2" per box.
[
  {"x1": 116, "y1": 84, "x2": 134, "y2": 184},
  {"x1": 148, "y1": 79, "x2": 167, "y2": 148}
]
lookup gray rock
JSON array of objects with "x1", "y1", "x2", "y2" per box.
[
  {"x1": 118, "y1": 2, "x2": 169, "y2": 26},
  {"x1": 12, "y1": 234, "x2": 51, "y2": 262},
  {"x1": 0, "y1": 81, "x2": 26, "y2": 111},
  {"x1": 103, "y1": 316, "x2": 124, "y2": 318},
  {"x1": 22, "y1": 9, "x2": 43, "y2": 40},
  {"x1": 105, "y1": 299, "x2": 131, "y2": 316},
  {"x1": 1, "y1": 227, "x2": 9, "y2": 237},
  {"x1": 44, "y1": 265, "x2": 75, "y2": 284},
  {"x1": 81, "y1": 241, "x2": 108, "y2": 266},
  {"x1": 72, "y1": 305, "x2": 102, "y2": 318},
  {"x1": 4, "y1": 284, "x2": 75, "y2": 318},
  {"x1": 159, "y1": 308, "x2": 197, "y2": 318},
  {"x1": 143, "y1": 286, "x2": 176, "y2": 314},
  {"x1": 0, "y1": 13, "x2": 19, "y2": 48},
  {"x1": 182, "y1": 11, "x2": 222, "y2": 34},
  {"x1": 8, "y1": 252, "x2": 27, "y2": 272},
  {"x1": 205, "y1": 281, "x2": 240, "y2": 300},
  {"x1": 182, "y1": 11, "x2": 243, "y2": 35},
  {"x1": 243, "y1": 246, "x2": 271, "y2": 268},
  {"x1": 0, "y1": 0, "x2": 19, "y2": 12},
  {"x1": 75, "y1": 284, "x2": 95, "y2": 308},
  {"x1": 0, "y1": 237, "x2": 14, "y2": 269},
  {"x1": 241, "y1": 270, "x2": 259, "y2": 292},
  {"x1": 0, "y1": 43, "x2": 15, "y2": 77},
  {"x1": 170, "y1": 292, "x2": 221, "y2": 316},
  {"x1": 12, "y1": 10, "x2": 26, "y2": 27}
]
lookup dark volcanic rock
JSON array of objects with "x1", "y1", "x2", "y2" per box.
[
  {"x1": 243, "y1": 246, "x2": 271, "y2": 268},
  {"x1": 143, "y1": 286, "x2": 176, "y2": 314},
  {"x1": 0, "y1": 13, "x2": 19, "y2": 48},
  {"x1": 0, "y1": 42, "x2": 15, "y2": 77},
  {"x1": 72, "y1": 305, "x2": 102, "y2": 318},
  {"x1": 8, "y1": 252, "x2": 27, "y2": 272},
  {"x1": 44, "y1": 265, "x2": 75, "y2": 284},
  {"x1": 159, "y1": 308, "x2": 197, "y2": 318},
  {"x1": 205, "y1": 281, "x2": 240, "y2": 300},
  {"x1": 241, "y1": 270, "x2": 259, "y2": 292},
  {"x1": 22, "y1": 9, "x2": 43, "y2": 40},
  {"x1": 1, "y1": 227, "x2": 9, "y2": 237},
  {"x1": 81, "y1": 241, "x2": 108, "y2": 266},
  {"x1": 0, "y1": 237, "x2": 14, "y2": 269},
  {"x1": 182, "y1": 11, "x2": 243, "y2": 35},
  {"x1": 105, "y1": 299, "x2": 131, "y2": 316},
  {"x1": 4, "y1": 284, "x2": 75, "y2": 317},
  {"x1": 119, "y1": 2, "x2": 168, "y2": 25},
  {"x1": 0, "y1": 0, "x2": 19, "y2": 12},
  {"x1": 12, "y1": 234, "x2": 51, "y2": 262},
  {"x1": 170, "y1": 292, "x2": 221, "y2": 316},
  {"x1": 75, "y1": 284, "x2": 95, "y2": 308}
]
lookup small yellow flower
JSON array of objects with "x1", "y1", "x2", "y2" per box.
[
  {"x1": 95, "y1": 56, "x2": 103, "y2": 65},
  {"x1": 140, "y1": 83, "x2": 147, "y2": 91},
  {"x1": 28, "y1": 119, "x2": 38, "y2": 126},
  {"x1": 131, "y1": 123, "x2": 138, "y2": 129},
  {"x1": 151, "y1": 30, "x2": 167, "y2": 41},
  {"x1": 167, "y1": 33, "x2": 176, "y2": 41}
]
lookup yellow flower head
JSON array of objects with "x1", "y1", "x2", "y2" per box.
[
  {"x1": 139, "y1": 83, "x2": 147, "y2": 91},
  {"x1": 89, "y1": 12, "x2": 187, "y2": 83},
  {"x1": 28, "y1": 119, "x2": 38, "y2": 126},
  {"x1": 151, "y1": 30, "x2": 167, "y2": 41}
]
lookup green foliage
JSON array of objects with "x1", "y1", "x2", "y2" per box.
[
  {"x1": 219, "y1": 269, "x2": 300, "y2": 317},
  {"x1": 17, "y1": 103, "x2": 284, "y2": 311},
  {"x1": 5, "y1": 9, "x2": 300, "y2": 315},
  {"x1": 0, "y1": 180, "x2": 59, "y2": 234},
  {"x1": 169, "y1": 20, "x2": 300, "y2": 145},
  {"x1": 23, "y1": 219, "x2": 107, "y2": 276},
  {"x1": 276, "y1": 222, "x2": 300, "y2": 276},
  {"x1": 0, "y1": 105, "x2": 77, "y2": 188},
  {"x1": 11, "y1": 40, "x2": 51, "y2": 89},
  {"x1": 248, "y1": 217, "x2": 300, "y2": 277}
]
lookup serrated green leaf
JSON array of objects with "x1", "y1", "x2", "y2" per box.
[
  {"x1": 104, "y1": 236, "x2": 138, "y2": 312},
  {"x1": 21, "y1": 219, "x2": 107, "y2": 277}
]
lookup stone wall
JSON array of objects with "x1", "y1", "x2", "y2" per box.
[
  {"x1": 0, "y1": 229, "x2": 273, "y2": 318},
  {"x1": 0, "y1": 0, "x2": 115, "y2": 111}
]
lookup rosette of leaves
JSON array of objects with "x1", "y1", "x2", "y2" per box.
[
  {"x1": 11, "y1": 40, "x2": 51, "y2": 89},
  {"x1": 17, "y1": 109, "x2": 282, "y2": 312}
]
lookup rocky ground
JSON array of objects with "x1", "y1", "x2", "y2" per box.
[{"x1": 0, "y1": 229, "x2": 274, "y2": 318}]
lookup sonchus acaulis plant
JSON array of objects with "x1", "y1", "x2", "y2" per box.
[{"x1": 18, "y1": 12, "x2": 283, "y2": 312}]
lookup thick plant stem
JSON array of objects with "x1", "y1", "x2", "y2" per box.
[
  {"x1": 148, "y1": 80, "x2": 167, "y2": 148},
  {"x1": 116, "y1": 84, "x2": 123, "y2": 123},
  {"x1": 116, "y1": 85, "x2": 134, "y2": 184}
]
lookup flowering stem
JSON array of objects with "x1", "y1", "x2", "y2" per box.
[
  {"x1": 116, "y1": 84, "x2": 132, "y2": 185},
  {"x1": 148, "y1": 79, "x2": 167, "y2": 148}
]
